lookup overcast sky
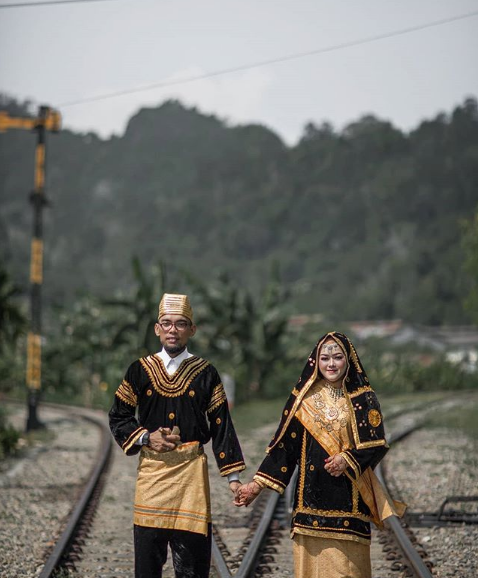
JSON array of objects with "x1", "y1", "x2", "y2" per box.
[{"x1": 1, "y1": 0, "x2": 477, "y2": 144}]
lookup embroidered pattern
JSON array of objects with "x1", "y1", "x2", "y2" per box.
[
  {"x1": 140, "y1": 355, "x2": 209, "y2": 397},
  {"x1": 122, "y1": 427, "x2": 146, "y2": 454},
  {"x1": 115, "y1": 379, "x2": 138, "y2": 407},
  {"x1": 349, "y1": 386, "x2": 373, "y2": 398},
  {"x1": 254, "y1": 472, "x2": 287, "y2": 492},
  {"x1": 368, "y1": 409, "x2": 382, "y2": 427},
  {"x1": 220, "y1": 461, "x2": 246, "y2": 476},
  {"x1": 312, "y1": 387, "x2": 350, "y2": 433},
  {"x1": 294, "y1": 506, "x2": 370, "y2": 522},
  {"x1": 347, "y1": 338, "x2": 363, "y2": 373},
  {"x1": 207, "y1": 383, "x2": 227, "y2": 413}
]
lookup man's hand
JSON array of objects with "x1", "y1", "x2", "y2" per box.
[
  {"x1": 229, "y1": 480, "x2": 242, "y2": 505},
  {"x1": 148, "y1": 427, "x2": 181, "y2": 453},
  {"x1": 235, "y1": 481, "x2": 262, "y2": 507},
  {"x1": 324, "y1": 454, "x2": 347, "y2": 477}
]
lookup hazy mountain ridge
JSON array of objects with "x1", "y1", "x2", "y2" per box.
[{"x1": 1, "y1": 95, "x2": 477, "y2": 324}]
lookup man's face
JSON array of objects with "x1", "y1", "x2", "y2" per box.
[
  {"x1": 154, "y1": 314, "x2": 196, "y2": 356},
  {"x1": 318, "y1": 339, "x2": 347, "y2": 383}
]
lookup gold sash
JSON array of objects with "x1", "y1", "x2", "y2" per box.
[
  {"x1": 134, "y1": 441, "x2": 211, "y2": 535},
  {"x1": 296, "y1": 404, "x2": 405, "y2": 528}
]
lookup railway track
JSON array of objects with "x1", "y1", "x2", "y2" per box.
[{"x1": 2, "y1": 395, "x2": 476, "y2": 577}]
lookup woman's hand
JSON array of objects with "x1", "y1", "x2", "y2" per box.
[
  {"x1": 148, "y1": 427, "x2": 181, "y2": 452},
  {"x1": 324, "y1": 454, "x2": 347, "y2": 477},
  {"x1": 235, "y1": 481, "x2": 262, "y2": 507}
]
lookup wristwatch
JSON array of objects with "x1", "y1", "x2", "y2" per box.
[{"x1": 142, "y1": 431, "x2": 151, "y2": 446}]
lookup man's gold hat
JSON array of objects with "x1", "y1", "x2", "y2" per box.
[{"x1": 158, "y1": 293, "x2": 194, "y2": 322}]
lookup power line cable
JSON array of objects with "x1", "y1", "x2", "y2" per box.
[
  {"x1": 0, "y1": 0, "x2": 120, "y2": 8},
  {"x1": 56, "y1": 9, "x2": 478, "y2": 108}
]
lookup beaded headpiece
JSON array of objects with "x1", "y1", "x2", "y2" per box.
[{"x1": 158, "y1": 293, "x2": 194, "y2": 322}]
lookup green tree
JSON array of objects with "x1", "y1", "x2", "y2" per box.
[
  {"x1": 188, "y1": 265, "x2": 293, "y2": 401},
  {"x1": 0, "y1": 262, "x2": 26, "y2": 352},
  {"x1": 104, "y1": 257, "x2": 172, "y2": 356},
  {"x1": 462, "y1": 209, "x2": 478, "y2": 323},
  {"x1": 0, "y1": 263, "x2": 27, "y2": 397}
]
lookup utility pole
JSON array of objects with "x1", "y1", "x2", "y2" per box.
[{"x1": 0, "y1": 105, "x2": 61, "y2": 430}]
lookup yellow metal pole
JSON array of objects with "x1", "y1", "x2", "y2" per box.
[
  {"x1": 25, "y1": 106, "x2": 61, "y2": 430},
  {"x1": 0, "y1": 106, "x2": 62, "y2": 430}
]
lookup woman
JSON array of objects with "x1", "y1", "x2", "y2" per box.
[{"x1": 237, "y1": 331, "x2": 404, "y2": 578}]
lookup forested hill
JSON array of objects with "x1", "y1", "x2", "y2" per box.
[{"x1": 1, "y1": 95, "x2": 477, "y2": 325}]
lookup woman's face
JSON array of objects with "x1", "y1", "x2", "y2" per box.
[{"x1": 318, "y1": 339, "x2": 347, "y2": 383}]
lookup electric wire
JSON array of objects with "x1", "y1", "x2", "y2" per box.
[
  {"x1": 54, "y1": 9, "x2": 478, "y2": 108},
  {"x1": 0, "y1": 0, "x2": 120, "y2": 8}
]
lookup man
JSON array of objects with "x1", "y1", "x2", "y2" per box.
[{"x1": 109, "y1": 293, "x2": 245, "y2": 578}]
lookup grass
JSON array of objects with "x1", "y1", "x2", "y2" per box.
[
  {"x1": 231, "y1": 390, "x2": 478, "y2": 439},
  {"x1": 424, "y1": 392, "x2": 478, "y2": 439},
  {"x1": 231, "y1": 397, "x2": 287, "y2": 434}
]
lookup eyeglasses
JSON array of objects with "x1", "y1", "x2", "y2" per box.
[{"x1": 158, "y1": 320, "x2": 191, "y2": 331}]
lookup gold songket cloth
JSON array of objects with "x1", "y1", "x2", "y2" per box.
[
  {"x1": 293, "y1": 534, "x2": 371, "y2": 578},
  {"x1": 134, "y1": 441, "x2": 211, "y2": 536}
]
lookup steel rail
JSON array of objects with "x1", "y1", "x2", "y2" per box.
[
  {"x1": 38, "y1": 410, "x2": 112, "y2": 578},
  {"x1": 235, "y1": 489, "x2": 280, "y2": 578},
  {"x1": 375, "y1": 422, "x2": 434, "y2": 578}
]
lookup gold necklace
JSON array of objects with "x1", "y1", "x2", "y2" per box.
[{"x1": 324, "y1": 380, "x2": 344, "y2": 403}]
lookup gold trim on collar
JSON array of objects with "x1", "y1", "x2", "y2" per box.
[{"x1": 140, "y1": 355, "x2": 209, "y2": 397}]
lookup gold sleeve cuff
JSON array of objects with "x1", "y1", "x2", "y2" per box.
[
  {"x1": 122, "y1": 427, "x2": 147, "y2": 454},
  {"x1": 253, "y1": 473, "x2": 285, "y2": 494},
  {"x1": 219, "y1": 461, "x2": 246, "y2": 477},
  {"x1": 340, "y1": 451, "x2": 361, "y2": 479}
]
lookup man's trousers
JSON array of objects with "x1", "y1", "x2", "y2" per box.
[{"x1": 134, "y1": 524, "x2": 212, "y2": 578}]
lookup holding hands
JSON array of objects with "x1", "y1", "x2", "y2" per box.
[{"x1": 233, "y1": 481, "x2": 262, "y2": 507}]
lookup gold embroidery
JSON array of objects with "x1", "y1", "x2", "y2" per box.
[
  {"x1": 347, "y1": 338, "x2": 363, "y2": 373},
  {"x1": 216, "y1": 418, "x2": 221, "y2": 425},
  {"x1": 219, "y1": 452, "x2": 225, "y2": 459},
  {"x1": 146, "y1": 389, "x2": 152, "y2": 396},
  {"x1": 352, "y1": 480, "x2": 359, "y2": 512},
  {"x1": 311, "y1": 386, "x2": 350, "y2": 433},
  {"x1": 122, "y1": 427, "x2": 146, "y2": 453},
  {"x1": 189, "y1": 390, "x2": 195, "y2": 397},
  {"x1": 349, "y1": 386, "x2": 373, "y2": 398},
  {"x1": 115, "y1": 379, "x2": 137, "y2": 407},
  {"x1": 340, "y1": 452, "x2": 360, "y2": 481},
  {"x1": 220, "y1": 462, "x2": 246, "y2": 476},
  {"x1": 355, "y1": 439, "x2": 387, "y2": 450},
  {"x1": 255, "y1": 472, "x2": 287, "y2": 492},
  {"x1": 294, "y1": 506, "x2": 370, "y2": 523},
  {"x1": 298, "y1": 429, "x2": 307, "y2": 507},
  {"x1": 207, "y1": 383, "x2": 226, "y2": 413},
  {"x1": 281, "y1": 466, "x2": 288, "y2": 473},
  {"x1": 140, "y1": 355, "x2": 209, "y2": 398},
  {"x1": 292, "y1": 526, "x2": 371, "y2": 545},
  {"x1": 169, "y1": 412, "x2": 175, "y2": 420},
  {"x1": 368, "y1": 409, "x2": 382, "y2": 427}
]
